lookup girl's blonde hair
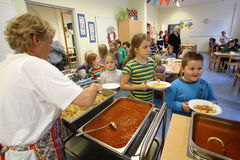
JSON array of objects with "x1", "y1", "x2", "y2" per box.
[
  {"x1": 124, "y1": 33, "x2": 150, "y2": 64},
  {"x1": 104, "y1": 53, "x2": 117, "y2": 64},
  {"x1": 167, "y1": 45, "x2": 174, "y2": 52},
  {"x1": 4, "y1": 13, "x2": 55, "y2": 53},
  {"x1": 98, "y1": 44, "x2": 108, "y2": 59},
  {"x1": 86, "y1": 53, "x2": 97, "y2": 67},
  {"x1": 109, "y1": 40, "x2": 118, "y2": 51}
]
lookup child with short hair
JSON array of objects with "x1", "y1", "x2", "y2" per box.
[
  {"x1": 100, "y1": 53, "x2": 122, "y2": 84},
  {"x1": 161, "y1": 45, "x2": 176, "y2": 59},
  {"x1": 165, "y1": 52, "x2": 217, "y2": 116},
  {"x1": 98, "y1": 44, "x2": 108, "y2": 64},
  {"x1": 70, "y1": 50, "x2": 92, "y2": 73},
  {"x1": 122, "y1": 41, "x2": 130, "y2": 55},
  {"x1": 121, "y1": 33, "x2": 157, "y2": 103},
  {"x1": 87, "y1": 53, "x2": 105, "y2": 80},
  {"x1": 116, "y1": 39, "x2": 127, "y2": 70}
]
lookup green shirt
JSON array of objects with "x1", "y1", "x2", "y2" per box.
[
  {"x1": 221, "y1": 46, "x2": 239, "y2": 53},
  {"x1": 122, "y1": 58, "x2": 157, "y2": 103},
  {"x1": 119, "y1": 47, "x2": 126, "y2": 65}
]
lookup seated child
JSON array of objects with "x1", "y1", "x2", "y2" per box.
[
  {"x1": 98, "y1": 44, "x2": 108, "y2": 65},
  {"x1": 221, "y1": 39, "x2": 239, "y2": 53},
  {"x1": 122, "y1": 41, "x2": 130, "y2": 55},
  {"x1": 165, "y1": 52, "x2": 217, "y2": 117},
  {"x1": 100, "y1": 53, "x2": 122, "y2": 84},
  {"x1": 150, "y1": 38, "x2": 158, "y2": 57},
  {"x1": 87, "y1": 53, "x2": 105, "y2": 80},
  {"x1": 154, "y1": 56, "x2": 171, "y2": 75},
  {"x1": 71, "y1": 50, "x2": 92, "y2": 73},
  {"x1": 161, "y1": 45, "x2": 176, "y2": 59}
]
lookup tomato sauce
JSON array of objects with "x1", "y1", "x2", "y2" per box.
[{"x1": 83, "y1": 98, "x2": 152, "y2": 148}]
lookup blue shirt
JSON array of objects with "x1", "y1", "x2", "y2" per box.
[
  {"x1": 161, "y1": 52, "x2": 176, "y2": 59},
  {"x1": 165, "y1": 78, "x2": 217, "y2": 116}
]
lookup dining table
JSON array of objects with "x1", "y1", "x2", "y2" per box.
[
  {"x1": 161, "y1": 114, "x2": 192, "y2": 160},
  {"x1": 213, "y1": 52, "x2": 240, "y2": 72},
  {"x1": 162, "y1": 59, "x2": 182, "y2": 80}
]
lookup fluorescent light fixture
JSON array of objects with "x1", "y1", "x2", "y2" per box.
[{"x1": 175, "y1": 0, "x2": 180, "y2": 7}]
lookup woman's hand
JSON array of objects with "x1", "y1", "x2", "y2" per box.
[
  {"x1": 182, "y1": 102, "x2": 191, "y2": 113},
  {"x1": 70, "y1": 69, "x2": 77, "y2": 73}
]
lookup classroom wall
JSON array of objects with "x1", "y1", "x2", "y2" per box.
[
  {"x1": 157, "y1": 0, "x2": 240, "y2": 52},
  {"x1": 147, "y1": 2, "x2": 161, "y2": 39},
  {"x1": 12, "y1": 0, "x2": 129, "y2": 65}
]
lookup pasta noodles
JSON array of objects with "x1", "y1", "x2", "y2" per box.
[
  {"x1": 151, "y1": 82, "x2": 167, "y2": 88},
  {"x1": 62, "y1": 94, "x2": 109, "y2": 120},
  {"x1": 193, "y1": 105, "x2": 217, "y2": 114}
]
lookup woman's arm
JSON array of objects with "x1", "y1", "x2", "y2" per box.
[
  {"x1": 72, "y1": 83, "x2": 102, "y2": 107},
  {"x1": 120, "y1": 74, "x2": 150, "y2": 91}
]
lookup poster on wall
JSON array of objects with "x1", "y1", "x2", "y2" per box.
[
  {"x1": 88, "y1": 21, "x2": 96, "y2": 43},
  {"x1": 77, "y1": 13, "x2": 87, "y2": 37},
  {"x1": 95, "y1": 16, "x2": 118, "y2": 47}
]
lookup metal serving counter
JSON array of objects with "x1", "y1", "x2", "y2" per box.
[{"x1": 64, "y1": 102, "x2": 167, "y2": 160}]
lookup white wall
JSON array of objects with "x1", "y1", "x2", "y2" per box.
[
  {"x1": 147, "y1": 2, "x2": 161, "y2": 39},
  {"x1": 157, "y1": 0, "x2": 240, "y2": 52}
]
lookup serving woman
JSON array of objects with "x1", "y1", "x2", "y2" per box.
[{"x1": 0, "y1": 14, "x2": 101, "y2": 159}]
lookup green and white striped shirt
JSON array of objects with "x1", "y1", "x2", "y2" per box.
[{"x1": 122, "y1": 58, "x2": 157, "y2": 103}]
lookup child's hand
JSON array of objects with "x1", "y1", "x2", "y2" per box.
[
  {"x1": 70, "y1": 69, "x2": 77, "y2": 73},
  {"x1": 139, "y1": 82, "x2": 151, "y2": 91},
  {"x1": 182, "y1": 102, "x2": 191, "y2": 113},
  {"x1": 212, "y1": 101, "x2": 217, "y2": 104}
]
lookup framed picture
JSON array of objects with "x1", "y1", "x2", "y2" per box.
[
  {"x1": 77, "y1": 13, "x2": 87, "y2": 37},
  {"x1": 88, "y1": 21, "x2": 96, "y2": 43}
]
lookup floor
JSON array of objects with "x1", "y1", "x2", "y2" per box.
[{"x1": 66, "y1": 52, "x2": 240, "y2": 159}]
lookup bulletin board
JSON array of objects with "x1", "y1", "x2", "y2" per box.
[
  {"x1": 95, "y1": 16, "x2": 118, "y2": 46},
  {"x1": 189, "y1": 20, "x2": 225, "y2": 37}
]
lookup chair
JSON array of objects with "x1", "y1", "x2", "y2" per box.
[
  {"x1": 155, "y1": 73, "x2": 166, "y2": 101},
  {"x1": 233, "y1": 63, "x2": 240, "y2": 92},
  {"x1": 208, "y1": 48, "x2": 218, "y2": 71},
  {"x1": 223, "y1": 55, "x2": 240, "y2": 75}
]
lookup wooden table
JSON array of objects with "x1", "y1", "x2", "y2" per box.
[
  {"x1": 214, "y1": 52, "x2": 240, "y2": 72},
  {"x1": 163, "y1": 60, "x2": 182, "y2": 80},
  {"x1": 161, "y1": 114, "x2": 192, "y2": 160},
  {"x1": 182, "y1": 43, "x2": 197, "y2": 52}
]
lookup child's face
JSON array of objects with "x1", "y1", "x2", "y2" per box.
[
  {"x1": 123, "y1": 44, "x2": 128, "y2": 49},
  {"x1": 92, "y1": 56, "x2": 101, "y2": 68},
  {"x1": 104, "y1": 56, "x2": 116, "y2": 71},
  {"x1": 109, "y1": 43, "x2": 115, "y2": 51},
  {"x1": 181, "y1": 60, "x2": 203, "y2": 82},
  {"x1": 117, "y1": 43, "x2": 121, "y2": 49},
  {"x1": 229, "y1": 42, "x2": 235, "y2": 47},
  {"x1": 169, "y1": 48, "x2": 173, "y2": 54},
  {"x1": 135, "y1": 40, "x2": 151, "y2": 58}
]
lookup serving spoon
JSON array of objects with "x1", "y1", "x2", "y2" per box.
[{"x1": 76, "y1": 121, "x2": 117, "y2": 137}]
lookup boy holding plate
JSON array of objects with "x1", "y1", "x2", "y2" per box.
[{"x1": 165, "y1": 52, "x2": 217, "y2": 117}]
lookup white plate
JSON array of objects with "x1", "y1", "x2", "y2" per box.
[
  {"x1": 102, "y1": 83, "x2": 120, "y2": 90},
  {"x1": 146, "y1": 81, "x2": 171, "y2": 91},
  {"x1": 188, "y1": 99, "x2": 222, "y2": 115}
]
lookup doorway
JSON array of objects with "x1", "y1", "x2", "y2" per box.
[{"x1": 25, "y1": 1, "x2": 78, "y2": 69}]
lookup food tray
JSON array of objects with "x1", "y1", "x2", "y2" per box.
[
  {"x1": 62, "y1": 90, "x2": 116, "y2": 131},
  {"x1": 77, "y1": 98, "x2": 154, "y2": 155},
  {"x1": 188, "y1": 112, "x2": 240, "y2": 160}
]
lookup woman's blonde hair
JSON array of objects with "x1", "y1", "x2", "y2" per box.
[
  {"x1": 98, "y1": 44, "x2": 108, "y2": 59},
  {"x1": 4, "y1": 13, "x2": 55, "y2": 53},
  {"x1": 124, "y1": 33, "x2": 150, "y2": 64}
]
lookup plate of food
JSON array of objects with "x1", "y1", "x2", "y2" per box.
[
  {"x1": 102, "y1": 83, "x2": 120, "y2": 90},
  {"x1": 146, "y1": 81, "x2": 171, "y2": 91},
  {"x1": 188, "y1": 99, "x2": 222, "y2": 115}
]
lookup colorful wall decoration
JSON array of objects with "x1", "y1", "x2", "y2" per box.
[
  {"x1": 77, "y1": 13, "x2": 87, "y2": 37},
  {"x1": 179, "y1": 20, "x2": 193, "y2": 29},
  {"x1": 88, "y1": 21, "x2": 96, "y2": 43},
  {"x1": 147, "y1": 0, "x2": 184, "y2": 6}
]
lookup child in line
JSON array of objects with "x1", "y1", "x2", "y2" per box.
[
  {"x1": 70, "y1": 50, "x2": 92, "y2": 73},
  {"x1": 98, "y1": 44, "x2": 108, "y2": 65},
  {"x1": 122, "y1": 41, "x2": 130, "y2": 55},
  {"x1": 165, "y1": 52, "x2": 217, "y2": 117},
  {"x1": 121, "y1": 33, "x2": 157, "y2": 103},
  {"x1": 161, "y1": 45, "x2": 176, "y2": 59},
  {"x1": 116, "y1": 39, "x2": 127, "y2": 70},
  {"x1": 150, "y1": 38, "x2": 158, "y2": 57},
  {"x1": 87, "y1": 53, "x2": 105, "y2": 80},
  {"x1": 109, "y1": 40, "x2": 120, "y2": 68},
  {"x1": 100, "y1": 53, "x2": 122, "y2": 84}
]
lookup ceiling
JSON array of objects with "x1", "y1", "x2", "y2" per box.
[{"x1": 150, "y1": 0, "x2": 225, "y2": 8}]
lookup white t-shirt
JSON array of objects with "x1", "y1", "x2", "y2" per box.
[
  {"x1": 219, "y1": 34, "x2": 229, "y2": 45},
  {"x1": 0, "y1": 54, "x2": 82, "y2": 146},
  {"x1": 100, "y1": 69, "x2": 122, "y2": 84}
]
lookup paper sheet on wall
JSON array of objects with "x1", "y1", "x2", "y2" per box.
[{"x1": 189, "y1": 20, "x2": 225, "y2": 37}]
